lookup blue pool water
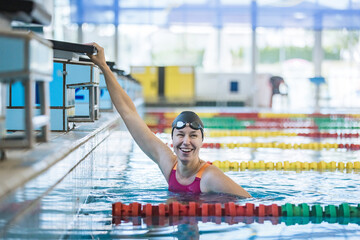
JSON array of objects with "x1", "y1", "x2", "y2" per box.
[{"x1": 2, "y1": 126, "x2": 360, "y2": 239}]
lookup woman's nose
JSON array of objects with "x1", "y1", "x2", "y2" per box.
[{"x1": 183, "y1": 135, "x2": 191, "y2": 144}]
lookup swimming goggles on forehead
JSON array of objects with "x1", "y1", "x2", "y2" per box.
[{"x1": 172, "y1": 121, "x2": 203, "y2": 130}]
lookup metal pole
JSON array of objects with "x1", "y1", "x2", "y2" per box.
[
  {"x1": 38, "y1": 81, "x2": 50, "y2": 142},
  {"x1": 25, "y1": 79, "x2": 34, "y2": 148},
  {"x1": 77, "y1": 23, "x2": 83, "y2": 43},
  {"x1": 314, "y1": 30, "x2": 322, "y2": 111},
  {"x1": 314, "y1": 30, "x2": 322, "y2": 77},
  {"x1": 114, "y1": 0, "x2": 119, "y2": 64},
  {"x1": 115, "y1": 25, "x2": 119, "y2": 64},
  {"x1": 251, "y1": 0, "x2": 258, "y2": 108},
  {"x1": 216, "y1": 27, "x2": 223, "y2": 107}
]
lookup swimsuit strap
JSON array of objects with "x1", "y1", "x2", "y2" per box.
[
  {"x1": 172, "y1": 162, "x2": 211, "y2": 178},
  {"x1": 195, "y1": 163, "x2": 210, "y2": 178}
]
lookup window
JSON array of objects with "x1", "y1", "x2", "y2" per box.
[{"x1": 230, "y1": 81, "x2": 238, "y2": 93}]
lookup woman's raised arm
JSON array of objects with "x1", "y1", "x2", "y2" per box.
[{"x1": 88, "y1": 43, "x2": 175, "y2": 179}]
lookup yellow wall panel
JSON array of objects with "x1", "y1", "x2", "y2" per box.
[
  {"x1": 131, "y1": 66, "x2": 158, "y2": 101},
  {"x1": 165, "y1": 66, "x2": 194, "y2": 101}
]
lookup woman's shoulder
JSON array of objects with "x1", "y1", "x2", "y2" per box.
[
  {"x1": 202, "y1": 163, "x2": 223, "y2": 178},
  {"x1": 199, "y1": 164, "x2": 226, "y2": 193}
]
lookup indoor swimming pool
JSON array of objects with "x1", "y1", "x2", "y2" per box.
[{"x1": 1, "y1": 110, "x2": 360, "y2": 239}]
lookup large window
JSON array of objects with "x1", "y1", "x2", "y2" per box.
[
  {"x1": 53, "y1": 0, "x2": 360, "y2": 109},
  {"x1": 323, "y1": 29, "x2": 360, "y2": 108}
]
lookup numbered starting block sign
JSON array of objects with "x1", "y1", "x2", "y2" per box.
[{"x1": 54, "y1": 60, "x2": 100, "y2": 123}]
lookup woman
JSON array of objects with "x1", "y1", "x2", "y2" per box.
[
  {"x1": 269, "y1": 75, "x2": 288, "y2": 108},
  {"x1": 88, "y1": 43, "x2": 251, "y2": 198}
]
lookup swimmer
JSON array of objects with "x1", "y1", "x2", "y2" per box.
[{"x1": 88, "y1": 43, "x2": 252, "y2": 198}]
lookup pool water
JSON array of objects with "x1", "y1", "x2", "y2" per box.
[{"x1": 2, "y1": 121, "x2": 360, "y2": 239}]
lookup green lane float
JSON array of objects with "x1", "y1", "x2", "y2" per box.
[{"x1": 147, "y1": 111, "x2": 360, "y2": 132}]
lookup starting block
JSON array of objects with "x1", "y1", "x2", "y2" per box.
[{"x1": 0, "y1": 31, "x2": 52, "y2": 149}]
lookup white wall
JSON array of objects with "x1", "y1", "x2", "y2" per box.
[{"x1": 195, "y1": 71, "x2": 272, "y2": 106}]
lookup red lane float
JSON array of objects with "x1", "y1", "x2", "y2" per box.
[
  {"x1": 112, "y1": 201, "x2": 282, "y2": 218},
  {"x1": 113, "y1": 202, "x2": 360, "y2": 218},
  {"x1": 112, "y1": 202, "x2": 360, "y2": 226}
]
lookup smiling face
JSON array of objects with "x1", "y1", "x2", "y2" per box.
[{"x1": 172, "y1": 124, "x2": 203, "y2": 165}]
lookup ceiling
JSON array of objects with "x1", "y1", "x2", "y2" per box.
[{"x1": 70, "y1": 0, "x2": 360, "y2": 30}]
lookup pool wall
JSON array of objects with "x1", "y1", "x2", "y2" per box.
[{"x1": 0, "y1": 112, "x2": 124, "y2": 237}]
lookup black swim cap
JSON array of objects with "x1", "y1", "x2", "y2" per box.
[{"x1": 171, "y1": 111, "x2": 204, "y2": 139}]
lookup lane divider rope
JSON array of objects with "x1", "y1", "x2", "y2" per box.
[
  {"x1": 112, "y1": 202, "x2": 360, "y2": 226},
  {"x1": 169, "y1": 142, "x2": 360, "y2": 151},
  {"x1": 211, "y1": 160, "x2": 360, "y2": 171},
  {"x1": 207, "y1": 130, "x2": 360, "y2": 138},
  {"x1": 146, "y1": 111, "x2": 360, "y2": 119}
]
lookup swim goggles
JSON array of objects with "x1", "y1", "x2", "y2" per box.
[{"x1": 172, "y1": 121, "x2": 203, "y2": 130}]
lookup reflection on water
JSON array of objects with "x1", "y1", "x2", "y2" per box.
[
  {"x1": 166, "y1": 192, "x2": 243, "y2": 204},
  {"x1": 1, "y1": 129, "x2": 360, "y2": 239}
]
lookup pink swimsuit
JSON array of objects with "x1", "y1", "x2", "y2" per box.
[{"x1": 168, "y1": 162, "x2": 211, "y2": 194}]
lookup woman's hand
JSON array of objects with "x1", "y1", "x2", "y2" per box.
[{"x1": 86, "y1": 42, "x2": 107, "y2": 70}]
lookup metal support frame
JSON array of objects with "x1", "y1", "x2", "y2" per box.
[
  {"x1": 0, "y1": 83, "x2": 5, "y2": 138},
  {"x1": 5, "y1": 76, "x2": 50, "y2": 148},
  {"x1": 68, "y1": 84, "x2": 100, "y2": 122},
  {"x1": 50, "y1": 61, "x2": 75, "y2": 132},
  {"x1": 54, "y1": 59, "x2": 100, "y2": 123},
  {"x1": 3, "y1": 78, "x2": 51, "y2": 148},
  {"x1": 0, "y1": 82, "x2": 6, "y2": 159}
]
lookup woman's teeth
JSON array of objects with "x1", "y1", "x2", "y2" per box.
[{"x1": 181, "y1": 148, "x2": 192, "y2": 152}]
